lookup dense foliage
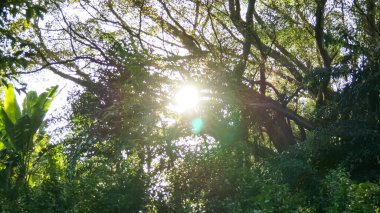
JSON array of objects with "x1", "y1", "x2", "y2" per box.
[{"x1": 0, "y1": 0, "x2": 379, "y2": 212}]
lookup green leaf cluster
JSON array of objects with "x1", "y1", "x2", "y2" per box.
[{"x1": 0, "y1": 84, "x2": 57, "y2": 199}]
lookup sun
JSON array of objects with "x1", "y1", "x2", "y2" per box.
[{"x1": 171, "y1": 85, "x2": 200, "y2": 113}]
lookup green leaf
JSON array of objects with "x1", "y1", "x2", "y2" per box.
[
  {"x1": 22, "y1": 91, "x2": 37, "y2": 116},
  {"x1": 1, "y1": 109, "x2": 15, "y2": 149},
  {"x1": 29, "y1": 86, "x2": 58, "y2": 133},
  {"x1": 4, "y1": 84, "x2": 21, "y2": 124},
  {"x1": 25, "y1": 8, "x2": 35, "y2": 20},
  {"x1": 13, "y1": 115, "x2": 32, "y2": 152},
  {"x1": 14, "y1": 50, "x2": 23, "y2": 57}
]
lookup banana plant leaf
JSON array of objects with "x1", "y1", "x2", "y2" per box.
[
  {"x1": 0, "y1": 85, "x2": 58, "y2": 151},
  {"x1": 4, "y1": 84, "x2": 21, "y2": 125}
]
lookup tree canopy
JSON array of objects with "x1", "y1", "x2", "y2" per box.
[{"x1": 0, "y1": 0, "x2": 379, "y2": 212}]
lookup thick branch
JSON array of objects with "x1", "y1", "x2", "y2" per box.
[
  {"x1": 242, "y1": 89, "x2": 315, "y2": 130},
  {"x1": 228, "y1": 0, "x2": 303, "y2": 82},
  {"x1": 315, "y1": 0, "x2": 331, "y2": 69}
]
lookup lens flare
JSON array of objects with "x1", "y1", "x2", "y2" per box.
[
  {"x1": 173, "y1": 85, "x2": 199, "y2": 113},
  {"x1": 192, "y1": 117, "x2": 203, "y2": 134}
]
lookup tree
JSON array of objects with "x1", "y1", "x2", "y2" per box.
[
  {"x1": 1, "y1": 0, "x2": 379, "y2": 211},
  {"x1": 0, "y1": 0, "x2": 47, "y2": 82},
  {"x1": 27, "y1": 0, "x2": 347, "y2": 152}
]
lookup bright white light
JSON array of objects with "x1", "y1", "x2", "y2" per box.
[{"x1": 172, "y1": 85, "x2": 199, "y2": 113}]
